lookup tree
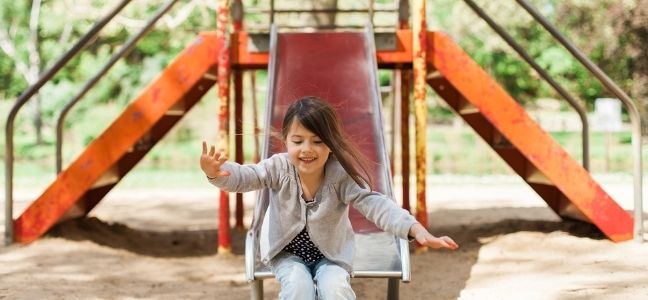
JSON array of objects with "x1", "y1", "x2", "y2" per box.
[
  {"x1": 610, "y1": 0, "x2": 648, "y2": 124},
  {"x1": 1, "y1": 0, "x2": 45, "y2": 144},
  {"x1": 0, "y1": 0, "x2": 217, "y2": 150}
]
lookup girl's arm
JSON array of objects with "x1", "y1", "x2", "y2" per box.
[
  {"x1": 340, "y1": 177, "x2": 416, "y2": 240},
  {"x1": 200, "y1": 141, "x2": 282, "y2": 193},
  {"x1": 341, "y1": 175, "x2": 458, "y2": 250}
]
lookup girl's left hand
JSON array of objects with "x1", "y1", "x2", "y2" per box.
[
  {"x1": 415, "y1": 232, "x2": 459, "y2": 250},
  {"x1": 409, "y1": 223, "x2": 459, "y2": 250}
]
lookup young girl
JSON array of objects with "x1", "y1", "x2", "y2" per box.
[{"x1": 200, "y1": 96, "x2": 458, "y2": 299}]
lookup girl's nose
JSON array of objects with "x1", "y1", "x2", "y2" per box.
[{"x1": 301, "y1": 141, "x2": 314, "y2": 152}]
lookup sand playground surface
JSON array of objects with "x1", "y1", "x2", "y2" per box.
[{"x1": 1, "y1": 175, "x2": 648, "y2": 299}]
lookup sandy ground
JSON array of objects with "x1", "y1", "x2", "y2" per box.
[{"x1": 1, "y1": 175, "x2": 648, "y2": 300}]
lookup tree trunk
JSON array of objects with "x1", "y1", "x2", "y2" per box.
[
  {"x1": 28, "y1": 0, "x2": 43, "y2": 145},
  {"x1": 301, "y1": 0, "x2": 338, "y2": 28}
]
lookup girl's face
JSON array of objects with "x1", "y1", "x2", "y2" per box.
[{"x1": 285, "y1": 119, "x2": 331, "y2": 179}]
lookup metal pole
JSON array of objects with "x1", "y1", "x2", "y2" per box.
[
  {"x1": 217, "y1": 0, "x2": 233, "y2": 253},
  {"x1": 400, "y1": 69, "x2": 411, "y2": 212},
  {"x1": 398, "y1": 0, "x2": 411, "y2": 213},
  {"x1": 269, "y1": 0, "x2": 274, "y2": 25},
  {"x1": 515, "y1": 0, "x2": 643, "y2": 242},
  {"x1": 55, "y1": 0, "x2": 178, "y2": 174},
  {"x1": 412, "y1": 0, "x2": 428, "y2": 252},
  {"x1": 232, "y1": 0, "x2": 245, "y2": 230},
  {"x1": 234, "y1": 71, "x2": 244, "y2": 229},
  {"x1": 387, "y1": 278, "x2": 400, "y2": 300},
  {"x1": 250, "y1": 280, "x2": 264, "y2": 300},
  {"x1": 390, "y1": 72, "x2": 397, "y2": 178},
  {"x1": 369, "y1": 0, "x2": 375, "y2": 28},
  {"x1": 251, "y1": 71, "x2": 260, "y2": 163},
  {"x1": 463, "y1": 0, "x2": 590, "y2": 170},
  {"x1": 4, "y1": 0, "x2": 132, "y2": 245}
]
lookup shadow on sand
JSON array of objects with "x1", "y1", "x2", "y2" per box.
[
  {"x1": 48, "y1": 207, "x2": 611, "y2": 300},
  {"x1": 49, "y1": 217, "x2": 247, "y2": 257}
]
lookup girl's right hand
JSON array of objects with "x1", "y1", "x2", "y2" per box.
[{"x1": 200, "y1": 141, "x2": 231, "y2": 178}]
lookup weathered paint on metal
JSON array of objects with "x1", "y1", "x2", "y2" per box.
[
  {"x1": 217, "y1": 0, "x2": 232, "y2": 253},
  {"x1": 412, "y1": 0, "x2": 428, "y2": 251},
  {"x1": 234, "y1": 70, "x2": 244, "y2": 229},
  {"x1": 230, "y1": 30, "x2": 413, "y2": 68},
  {"x1": 399, "y1": 2, "x2": 411, "y2": 213},
  {"x1": 426, "y1": 31, "x2": 633, "y2": 242},
  {"x1": 251, "y1": 71, "x2": 260, "y2": 163},
  {"x1": 231, "y1": 0, "x2": 243, "y2": 31},
  {"x1": 400, "y1": 69, "x2": 411, "y2": 212},
  {"x1": 14, "y1": 33, "x2": 221, "y2": 244},
  {"x1": 232, "y1": 0, "x2": 245, "y2": 231}
]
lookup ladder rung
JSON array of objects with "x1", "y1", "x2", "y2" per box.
[
  {"x1": 165, "y1": 101, "x2": 186, "y2": 116},
  {"x1": 525, "y1": 164, "x2": 554, "y2": 186},
  {"x1": 91, "y1": 166, "x2": 120, "y2": 189},
  {"x1": 458, "y1": 98, "x2": 479, "y2": 115},
  {"x1": 492, "y1": 130, "x2": 513, "y2": 148}
]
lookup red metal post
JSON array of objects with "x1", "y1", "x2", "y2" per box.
[
  {"x1": 216, "y1": 0, "x2": 232, "y2": 254},
  {"x1": 398, "y1": 0, "x2": 411, "y2": 213},
  {"x1": 234, "y1": 70, "x2": 244, "y2": 230},
  {"x1": 389, "y1": 74, "x2": 396, "y2": 180},
  {"x1": 400, "y1": 69, "x2": 411, "y2": 212},
  {"x1": 398, "y1": 0, "x2": 410, "y2": 29},
  {"x1": 251, "y1": 71, "x2": 260, "y2": 163},
  {"x1": 232, "y1": 0, "x2": 245, "y2": 230},
  {"x1": 412, "y1": 0, "x2": 428, "y2": 252}
]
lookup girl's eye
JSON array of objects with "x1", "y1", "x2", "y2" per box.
[
  {"x1": 292, "y1": 141, "x2": 303, "y2": 145},
  {"x1": 314, "y1": 140, "x2": 323, "y2": 144}
]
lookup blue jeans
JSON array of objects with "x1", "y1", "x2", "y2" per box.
[{"x1": 270, "y1": 251, "x2": 356, "y2": 300}]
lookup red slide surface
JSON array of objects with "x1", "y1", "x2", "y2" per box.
[{"x1": 266, "y1": 31, "x2": 392, "y2": 233}]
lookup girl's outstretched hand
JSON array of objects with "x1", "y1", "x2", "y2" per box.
[
  {"x1": 409, "y1": 223, "x2": 459, "y2": 250},
  {"x1": 200, "y1": 141, "x2": 230, "y2": 178}
]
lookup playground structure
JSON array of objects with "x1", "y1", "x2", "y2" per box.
[{"x1": 3, "y1": 0, "x2": 644, "y2": 299}]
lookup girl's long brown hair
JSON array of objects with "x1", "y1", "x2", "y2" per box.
[{"x1": 281, "y1": 96, "x2": 373, "y2": 189}]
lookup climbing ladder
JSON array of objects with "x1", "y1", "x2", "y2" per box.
[
  {"x1": 13, "y1": 34, "x2": 221, "y2": 243},
  {"x1": 426, "y1": 32, "x2": 633, "y2": 242}
]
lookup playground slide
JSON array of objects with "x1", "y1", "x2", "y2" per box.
[{"x1": 248, "y1": 27, "x2": 408, "y2": 280}]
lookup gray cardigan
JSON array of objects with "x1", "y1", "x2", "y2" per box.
[{"x1": 208, "y1": 153, "x2": 418, "y2": 273}]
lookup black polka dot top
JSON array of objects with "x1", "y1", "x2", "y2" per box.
[{"x1": 283, "y1": 227, "x2": 325, "y2": 264}]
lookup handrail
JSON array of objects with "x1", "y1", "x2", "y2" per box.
[
  {"x1": 247, "y1": 8, "x2": 396, "y2": 14},
  {"x1": 462, "y1": 0, "x2": 590, "y2": 170},
  {"x1": 4, "y1": 0, "x2": 132, "y2": 246},
  {"x1": 55, "y1": 0, "x2": 180, "y2": 174},
  {"x1": 262, "y1": 1, "x2": 384, "y2": 32},
  {"x1": 515, "y1": 0, "x2": 643, "y2": 242}
]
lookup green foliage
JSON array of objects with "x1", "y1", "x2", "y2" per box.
[
  {"x1": 378, "y1": 70, "x2": 391, "y2": 86},
  {"x1": 430, "y1": 0, "x2": 644, "y2": 118}
]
